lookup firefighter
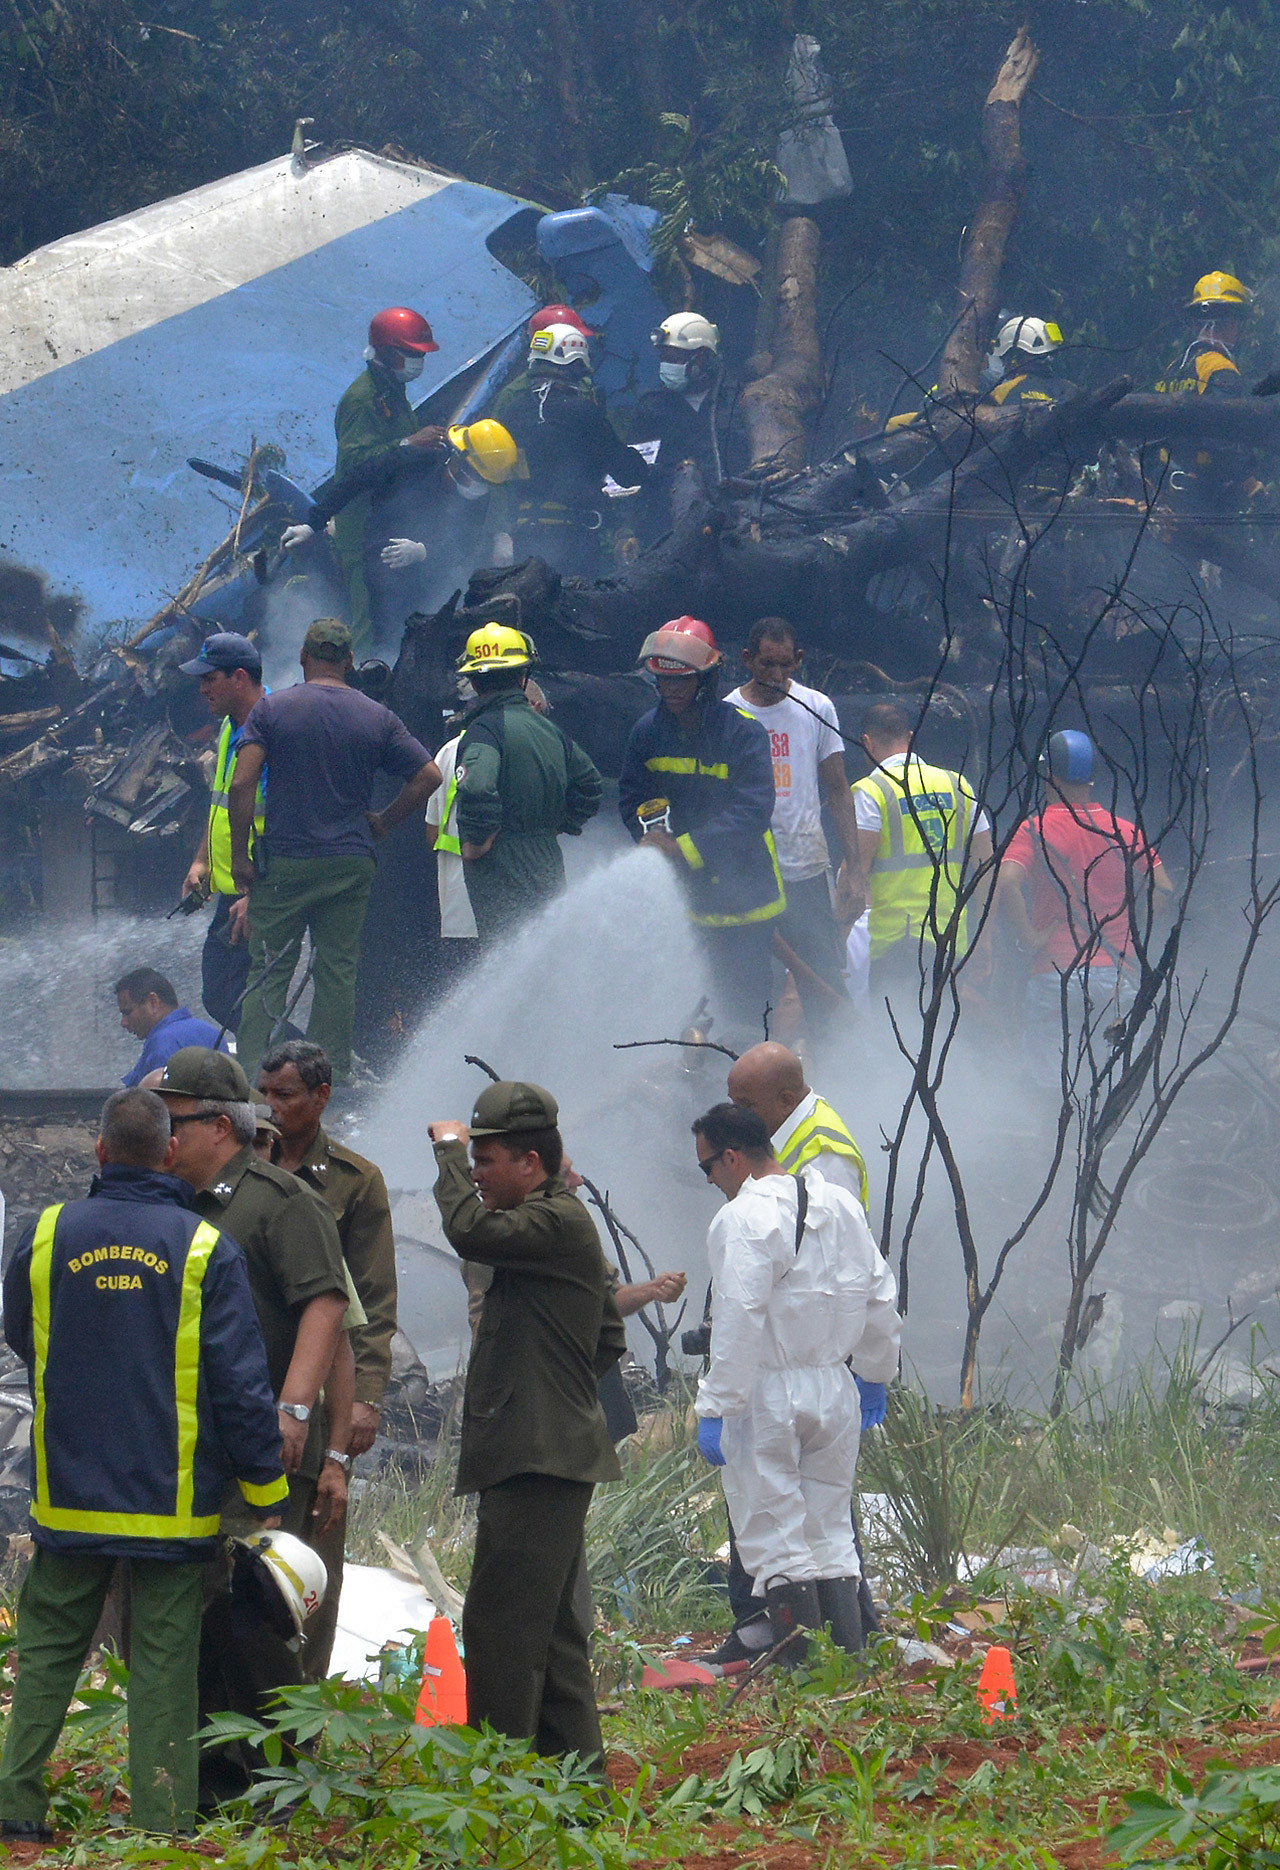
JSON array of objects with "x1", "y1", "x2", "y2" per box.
[
  {"x1": 630, "y1": 312, "x2": 722, "y2": 534},
  {"x1": 983, "y1": 316, "x2": 1076, "y2": 411},
  {"x1": 1153, "y1": 271, "x2": 1254, "y2": 510},
  {"x1": 283, "y1": 307, "x2": 445, "y2": 658},
  {"x1": 0, "y1": 1088, "x2": 288, "y2": 1839},
  {"x1": 282, "y1": 420, "x2": 518, "y2": 652},
  {"x1": 494, "y1": 323, "x2": 652, "y2": 578},
  {"x1": 618, "y1": 616, "x2": 785, "y2": 1045},
  {"x1": 450, "y1": 621, "x2": 603, "y2": 942}
]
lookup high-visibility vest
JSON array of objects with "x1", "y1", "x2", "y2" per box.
[
  {"x1": 208, "y1": 717, "x2": 265, "y2": 895},
  {"x1": 853, "y1": 758, "x2": 978, "y2": 959},
  {"x1": 28, "y1": 1204, "x2": 232, "y2": 1541},
  {"x1": 776, "y1": 1097, "x2": 871, "y2": 1215},
  {"x1": 435, "y1": 765, "x2": 462, "y2": 857}
]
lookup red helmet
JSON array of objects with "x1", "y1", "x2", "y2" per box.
[
  {"x1": 367, "y1": 307, "x2": 438, "y2": 355},
  {"x1": 638, "y1": 615, "x2": 721, "y2": 675},
  {"x1": 527, "y1": 302, "x2": 597, "y2": 340}
]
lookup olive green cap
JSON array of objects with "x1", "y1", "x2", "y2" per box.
[
  {"x1": 469, "y1": 1080, "x2": 560, "y2": 1135},
  {"x1": 253, "y1": 1102, "x2": 281, "y2": 1138},
  {"x1": 154, "y1": 1046, "x2": 252, "y2": 1102},
  {"x1": 302, "y1": 617, "x2": 353, "y2": 659}
]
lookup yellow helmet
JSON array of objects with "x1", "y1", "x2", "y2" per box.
[
  {"x1": 446, "y1": 419, "x2": 519, "y2": 484},
  {"x1": 457, "y1": 621, "x2": 536, "y2": 673},
  {"x1": 1188, "y1": 271, "x2": 1251, "y2": 310}
]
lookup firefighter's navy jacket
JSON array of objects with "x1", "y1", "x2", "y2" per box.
[
  {"x1": 3, "y1": 1166, "x2": 288, "y2": 1560},
  {"x1": 618, "y1": 695, "x2": 786, "y2": 926}
]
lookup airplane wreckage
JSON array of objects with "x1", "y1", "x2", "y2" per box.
[{"x1": 1, "y1": 28, "x2": 1279, "y2": 932}]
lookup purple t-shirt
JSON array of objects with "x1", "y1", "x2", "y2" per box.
[{"x1": 241, "y1": 680, "x2": 430, "y2": 859}]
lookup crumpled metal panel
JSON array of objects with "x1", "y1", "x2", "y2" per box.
[{"x1": 0, "y1": 149, "x2": 537, "y2": 630}]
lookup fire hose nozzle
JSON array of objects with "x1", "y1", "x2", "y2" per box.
[{"x1": 636, "y1": 797, "x2": 672, "y2": 836}]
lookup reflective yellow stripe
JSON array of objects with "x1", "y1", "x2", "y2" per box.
[
  {"x1": 435, "y1": 767, "x2": 461, "y2": 857},
  {"x1": 175, "y1": 1221, "x2": 220, "y2": 1525},
  {"x1": 777, "y1": 1102, "x2": 870, "y2": 1212},
  {"x1": 29, "y1": 1203, "x2": 62, "y2": 1518},
  {"x1": 852, "y1": 761, "x2": 976, "y2": 958},
  {"x1": 645, "y1": 756, "x2": 731, "y2": 780},
  {"x1": 239, "y1": 1474, "x2": 289, "y2": 1508},
  {"x1": 689, "y1": 830, "x2": 787, "y2": 928},
  {"x1": 208, "y1": 718, "x2": 265, "y2": 895},
  {"x1": 29, "y1": 1207, "x2": 225, "y2": 1541},
  {"x1": 30, "y1": 1505, "x2": 221, "y2": 1538},
  {"x1": 677, "y1": 832, "x2": 704, "y2": 870}
]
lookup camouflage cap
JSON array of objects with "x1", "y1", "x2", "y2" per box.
[
  {"x1": 469, "y1": 1080, "x2": 560, "y2": 1136},
  {"x1": 154, "y1": 1047, "x2": 252, "y2": 1102},
  {"x1": 302, "y1": 617, "x2": 353, "y2": 659}
]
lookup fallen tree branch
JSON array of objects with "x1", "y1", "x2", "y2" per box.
[{"x1": 613, "y1": 1035, "x2": 741, "y2": 1061}]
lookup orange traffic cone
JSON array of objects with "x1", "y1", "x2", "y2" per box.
[
  {"x1": 415, "y1": 1616, "x2": 468, "y2": 1727},
  {"x1": 976, "y1": 1644, "x2": 1017, "y2": 1724}
]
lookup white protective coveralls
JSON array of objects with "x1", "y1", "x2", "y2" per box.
[{"x1": 696, "y1": 1167, "x2": 900, "y2": 1590}]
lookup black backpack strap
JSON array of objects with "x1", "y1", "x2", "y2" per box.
[{"x1": 793, "y1": 1174, "x2": 809, "y2": 1254}]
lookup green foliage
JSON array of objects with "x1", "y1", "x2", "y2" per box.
[
  {"x1": 663, "y1": 1735, "x2": 812, "y2": 1819},
  {"x1": 199, "y1": 1674, "x2": 637, "y2": 1866},
  {"x1": 1112, "y1": 1761, "x2": 1280, "y2": 1867},
  {"x1": 592, "y1": 111, "x2": 784, "y2": 268},
  {"x1": 585, "y1": 1427, "x2": 727, "y2": 1631}
]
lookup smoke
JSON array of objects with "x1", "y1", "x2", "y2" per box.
[{"x1": 0, "y1": 555, "x2": 83, "y2": 652}]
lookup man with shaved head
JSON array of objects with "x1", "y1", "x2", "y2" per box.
[
  {"x1": 727, "y1": 1042, "x2": 869, "y2": 1216},
  {"x1": 710, "y1": 1041, "x2": 879, "y2": 1667}
]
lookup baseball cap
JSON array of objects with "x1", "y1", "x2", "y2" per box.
[
  {"x1": 302, "y1": 618, "x2": 354, "y2": 659},
  {"x1": 154, "y1": 1047, "x2": 252, "y2": 1102},
  {"x1": 179, "y1": 632, "x2": 263, "y2": 679},
  {"x1": 469, "y1": 1081, "x2": 560, "y2": 1135}
]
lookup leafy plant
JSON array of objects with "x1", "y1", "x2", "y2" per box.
[
  {"x1": 663, "y1": 1736, "x2": 812, "y2": 1820},
  {"x1": 1112, "y1": 1761, "x2": 1280, "y2": 1868}
]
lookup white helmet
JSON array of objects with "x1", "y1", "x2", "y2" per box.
[
  {"x1": 240, "y1": 1530, "x2": 327, "y2": 1635},
  {"x1": 993, "y1": 315, "x2": 1063, "y2": 362},
  {"x1": 654, "y1": 312, "x2": 720, "y2": 355},
  {"x1": 528, "y1": 323, "x2": 590, "y2": 368}
]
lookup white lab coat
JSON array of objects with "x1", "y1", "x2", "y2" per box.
[{"x1": 696, "y1": 1167, "x2": 900, "y2": 1588}]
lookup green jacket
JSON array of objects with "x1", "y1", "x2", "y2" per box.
[
  {"x1": 455, "y1": 689, "x2": 602, "y2": 939},
  {"x1": 328, "y1": 365, "x2": 422, "y2": 575},
  {"x1": 292, "y1": 1125, "x2": 397, "y2": 1410},
  {"x1": 432, "y1": 1141, "x2": 624, "y2": 1494},
  {"x1": 192, "y1": 1145, "x2": 348, "y2": 1481}
]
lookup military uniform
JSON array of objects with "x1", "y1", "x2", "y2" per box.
[
  {"x1": 291, "y1": 1125, "x2": 397, "y2": 1679},
  {"x1": 432, "y1": 1082, "x2": 624, "y2": 1763},
  {"x1": 454, "y1": 687, "x2": 603, "y2": 942},
  {"x1": 328, "y1": 364, "x2": 423, "y2": 656},
  {"x1": 497, "y1": 374, "x2": 651, "y2": 578},
  {"x1": 190, "y1": 1142, "x2": 349, "y2": 1525}
]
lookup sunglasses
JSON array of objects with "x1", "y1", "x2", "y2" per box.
[{"x1": 698, "y1": 1149, "x2": 726, "y2": 1180}]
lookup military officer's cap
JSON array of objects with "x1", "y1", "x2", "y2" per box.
[
  {"x1": 469, "y1": 1080, "x2": 560, "y2": 1135},
  {"x1": 154, "y1": 1046, "x2": 253, "y2": 1103}
]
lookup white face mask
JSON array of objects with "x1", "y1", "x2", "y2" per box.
[
  {"x1": 395, "y1": 354, "x2": 425, "y2": 383},
  {"x1": 659, "y1": 360, "x2": 689, "y2": 390}
]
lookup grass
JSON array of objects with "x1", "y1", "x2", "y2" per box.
[{"x1": 10, "y1": 1363, "x2": 1280, "y2": 1867}]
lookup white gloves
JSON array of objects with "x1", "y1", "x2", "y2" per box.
[
  {"x1": 381, "y1": 537, "x2": 428, "y2": 570},
  {"x1": 280, "y1": 523, "x2": 315, "y2": 552}
]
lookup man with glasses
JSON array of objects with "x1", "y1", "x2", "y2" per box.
[
  {"x1": 154, "y1": 1047, "x2": 351, "y2": 1805},
  {"x1": 691, "y1": 1102, "x2": 900, "y2": 1662}
]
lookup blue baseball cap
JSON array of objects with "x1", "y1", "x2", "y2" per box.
[
  {"x1": 179, "y1": 632, "x2": 262, "y2": 679},
  {"x1": 1039, "y1": 729, "x2": 1095, "y2": 784}
]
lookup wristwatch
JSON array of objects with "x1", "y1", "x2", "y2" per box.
[
  {"x1": 325, "y1": 1448, "x2": 353, "y2": 1473},
  {"x1": 278, "y1": 1401, "x2": 311, "y2": 1423}
]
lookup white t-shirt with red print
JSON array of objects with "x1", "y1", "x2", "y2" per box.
[{"x1": 725, "y1": 680, "x2": 845, "y2": 880}]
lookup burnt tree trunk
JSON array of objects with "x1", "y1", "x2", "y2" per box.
[
  {"x1": 739, "y1": 213, "x2": 825, "y2": 476},
  {"x1": 937, "y1": 26, "x2": 1040, "y2": 397}
]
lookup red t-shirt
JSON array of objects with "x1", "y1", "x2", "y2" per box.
[{"x1": 1004, "y1": 801, "x2": 1162, "y2": 974}]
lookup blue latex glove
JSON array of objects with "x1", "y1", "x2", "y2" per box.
[
  {"x1": 856, "y1": 1377, "x2": 888, "y2": 1432},
  {"x1": 696, "y1": 1415, "x2": 725, "y2": 1466}
]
